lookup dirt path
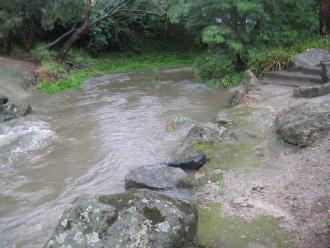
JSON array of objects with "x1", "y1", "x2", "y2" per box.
[{"x1": 194, "y1": 84, "x2": 330, "y2": 248}]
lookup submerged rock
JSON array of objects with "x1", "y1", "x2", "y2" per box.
[
  {"x1": 166, "y1": 154, "x2": 207, "y2": 170},
  {"x1": 275, "y1": 100, "x2": 330, "y2": 147},
  {"x1": 0, "y1": 95, "x2": 8, "y2": 105},
  {"x1": 125, "y1": 164, "x2": 190, "y2": 190},
  {"x1": 44, "y1": 189, "x2": 198, "y2": 248},
  {"x1": 0, "y1": 103, "x2": 32, "y2": 122},
  {"x1": 288, "y1": 48, "x2": 330, "y2": 69}
]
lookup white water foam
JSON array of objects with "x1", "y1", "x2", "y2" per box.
[{"x1": 0, "y1": 120, "x2": 57, "y2": 166}]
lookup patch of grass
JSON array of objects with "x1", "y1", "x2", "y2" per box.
[
  {"x1": 224, "y1": 106, "x2": 252, "y2": 126},
  {"x1": 34, "y1": 49, "x2": 198, "y2": 94},
  {"x1": 248, "y1": 36, "x2": 329, "y2": 77},
  {"x1": 198, "y1": 204, "x2": 293, "y2": 248}
]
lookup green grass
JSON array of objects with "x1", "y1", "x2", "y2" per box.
[{"x1": 34, "y1": 49, "x2": 198, "y2": 94}]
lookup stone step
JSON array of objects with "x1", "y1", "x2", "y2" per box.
[
  {"x1": 261, "y1": 78, "x2": 317, "y2": 88},
  {"x1": 288, "y1": 66, "x2": 321, "y2": 76},
  {"x1": 263, "y1": 71, "x2": 323, "y2": 84}
]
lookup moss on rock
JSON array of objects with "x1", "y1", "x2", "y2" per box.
[{"x1": 198, "y1": 204, "x2": 293, "y2": 248}]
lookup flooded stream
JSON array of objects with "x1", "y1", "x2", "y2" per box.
[{"x1": 0, "y1": 67, "x2": 229, "y2": 247}]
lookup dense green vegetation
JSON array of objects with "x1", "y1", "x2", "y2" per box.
[
  {"x1": 0, "y1": 0, "x2": 329, "y2": 92},
  {"x1": 34, "y1": 48, "x2": 197, "y2": 93}
]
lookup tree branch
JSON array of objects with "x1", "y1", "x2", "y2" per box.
[
  {"x1": 119, "y1": 9, "x2": 164, "y2": 17},
  {"x1": 90, "y1": 0, "x2": 127, "y2": 26},
  {"x1": 37, "y1": 25, "x2": 76, "y2": 50}
]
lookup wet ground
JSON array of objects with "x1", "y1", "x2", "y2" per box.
[{"x1": 194, "y1": 84, "x2": 330, "y2": 248}]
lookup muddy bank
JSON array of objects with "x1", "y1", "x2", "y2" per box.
[
  {"x1": 192, "y1": 84, "x2": 330, "y2": 248},
  {"x1": 0, "y1": 57, "x2": 35, "y2": 102}
]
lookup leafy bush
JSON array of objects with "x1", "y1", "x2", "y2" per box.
[
  {"x1": 248, "y1": 37, "x2": 329, "y2": 76},
  {"x1": 194, "y1": 54, "x2": 241, "y2": 88}
]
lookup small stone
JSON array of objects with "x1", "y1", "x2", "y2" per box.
[
  {"x1": 216, "y1": 111, "x2": 231, "y2": 126},
  {"x1": 166, "y1": 154, "x2": 207, "y2": 170},
  {"x1": 0, "y1": 95, "x2": 8, "y2": 105},
  {"x1": 125, "y1": 164, "x2": 190, "y2": 190}
]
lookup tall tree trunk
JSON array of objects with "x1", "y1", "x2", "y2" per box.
[
  {"x1": 320, "y1": 0, "x2": 330, "y2": 35},
  {"x1": 58, "y1": 23, "x2": 90, "y2": 60},
  {"x1": 25, "y1": 20, "x2": 34, "y2": 51},
  {"x1": 3, "y1": 34, "x2": 12, "y2": 55}
]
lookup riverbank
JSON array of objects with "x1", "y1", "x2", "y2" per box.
[
  {"x1": 193, "y1": 83, "x2": 330, "y2": 247},
  {"x1": 32, "y1": 49, "x2": 198, "y2": 94}
]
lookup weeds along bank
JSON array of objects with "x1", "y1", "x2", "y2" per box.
[
  {"x1": 32, "y1": 48, "x2": 198, "y2": 93},
  {"x1": 30, "y1": 36, "x2": 328, "y2": 95}
]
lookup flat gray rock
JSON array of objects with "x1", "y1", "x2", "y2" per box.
[
  {"x1": 289, "y1": 48, "x2": 330, "y2": 69},
  {"x1": 293, "y1": 82, "x2": 330, "y2": 98},
  {"x1": 275, "y1": 100, "x2": 330, "y2": 147},
  {"x1": 44, "y1": 189, "x2": 198, "y2": 248},
  {"x1": 125, "y1": 164, "x2": 189, "y2": 190}
]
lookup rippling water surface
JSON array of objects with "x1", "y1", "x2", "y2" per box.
[{"x1": 0, "y1": 67, "x2": 229, "y2": 247}]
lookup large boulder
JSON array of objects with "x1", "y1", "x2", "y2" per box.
[
  {"x1": 44, "y1": 189, "x2": 198, "y2": 248},
  {"x1": 125, "y1": 164, "x2": 190, "y2": 190},
  {"x1": 275, "y1": 100, "x2": 330, "y2": 147},
  {"x1": 288, "y1": 48, "x2": 330, "y2": 70},
  {"x1": 0, "y1": 103, "x2": 32, "y2": 122}
]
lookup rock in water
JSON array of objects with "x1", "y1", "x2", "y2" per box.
[
  {"x1": 243, "y1": 70, "x2": 260, "y2": 92},
  {"x1": 275, "y1": 100, "x2": 330, "y2": 147},
  {"x1": 166, "y1": 154, "x2": 207, "y2": 170},
  {"x1": 125, "y1": 164, "x2": 190, "y2": 190},
  {"x1": 0, "y1": 95, "x2": 8, "y2": 105},
  {"x1": 289, "y1": 48, "x2": 330, "y2": 69},
  {"x1": 0, "y1": 103, "x2": 32, "y2": 122},
  {"x1": 44, "y1": 189, "x2": 198, "y2": 248}
]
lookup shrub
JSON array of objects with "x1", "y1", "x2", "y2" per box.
[
  {"x1": 248, "y1": 37, "x2": 329, "y2": 76},
  {"x1": 194, "y1": 54, "x2": 241, "y2": 88}
]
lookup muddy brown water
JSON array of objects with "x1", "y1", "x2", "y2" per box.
[{"x1": 0, "y1": 66, "x2": 230, "y2": 247}]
